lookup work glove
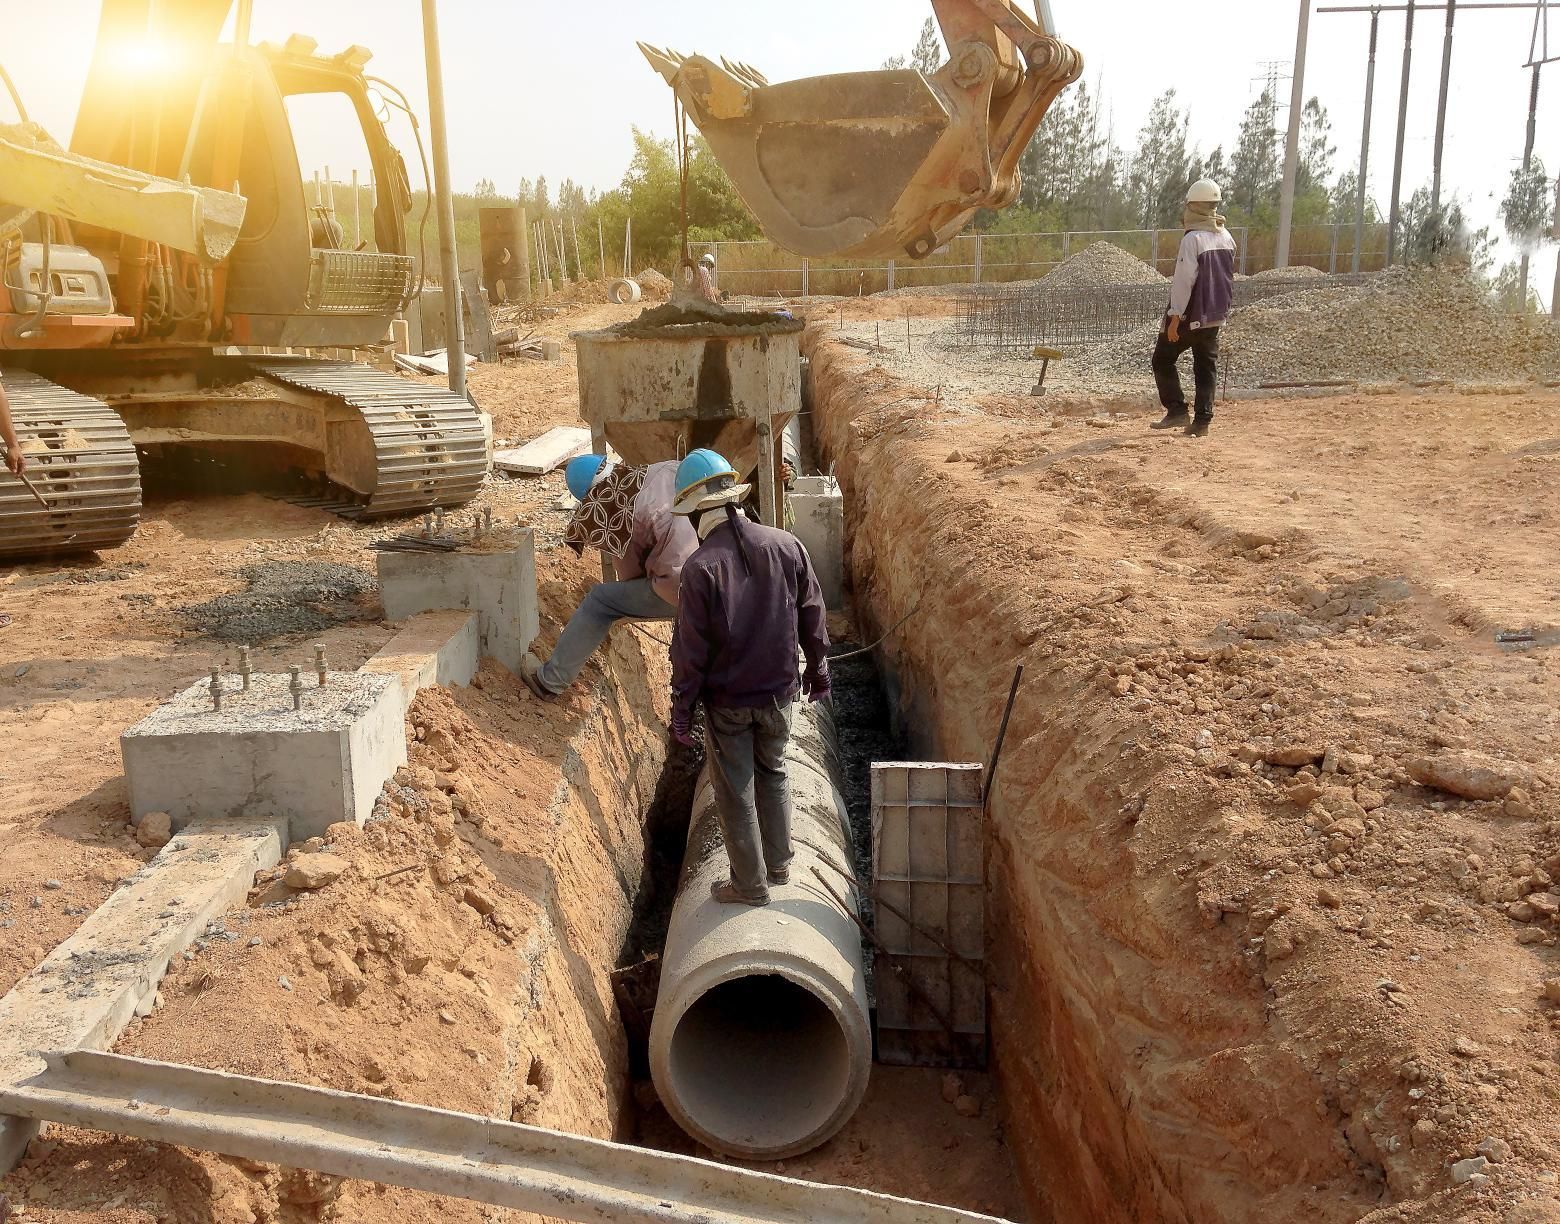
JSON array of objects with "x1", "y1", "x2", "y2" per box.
[{"x1": 671, "y1": 708, "x2": 694, "y2": 748}]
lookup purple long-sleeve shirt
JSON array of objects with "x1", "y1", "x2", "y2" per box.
[{"x1": 670, "y1": 517, "x2": 830, "y2": 724}]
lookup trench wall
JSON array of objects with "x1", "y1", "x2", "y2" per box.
[{"x1": 803, "y1": 333, "x2": 1361, "y2": 1224}]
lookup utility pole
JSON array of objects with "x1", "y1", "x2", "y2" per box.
[
  {"x1": 1519, "y1": 63, "x2": 1541, "y2": 302},
  {"x1": 1354, "y1": 7, "x2": 1382, "y2": 271},
  {"x1": 1551, "y1": 170, "x2": 1560, "y2": 317},
  {"x1": 421, "y1": 0, "x2": 467, "y2": 398},
  {"x1": 1430, "y1": 0, "x2": 1458, "y2": 213},
  {"x1": 1276, "y1": 0, "x2": 1313, "y2": 268},
  {"x1": 1387, "y1": 0, "x2": 1417, "y2": 264}
]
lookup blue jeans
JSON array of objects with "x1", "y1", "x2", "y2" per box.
[{"x1": 538, "y1": 578, "x2": 675, "y2": 693}]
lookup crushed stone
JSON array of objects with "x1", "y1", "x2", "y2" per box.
[
  {"x1": 1035, "y1": 241, "x2": 1166, "y2": 290},
  {"x1": 180, "y1": 561, "x2": 377, "y2": 643}
]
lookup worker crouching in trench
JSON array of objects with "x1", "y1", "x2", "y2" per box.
[{"x1": 522, "y1": 454, "x2": 697, "y2": 701}]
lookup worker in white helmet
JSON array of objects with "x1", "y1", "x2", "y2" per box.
[
  {"x1": 694, "y1": 251, "x2": 721, "y2": 305},
  {"x1": 1150, "y1": 179, "x2": 1237, "y2": 438}
]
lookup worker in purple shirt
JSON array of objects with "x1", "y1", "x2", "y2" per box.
[
  {"x1": 667, "y1": 449, "x2": 831, "y2": 906},
  {"x1": 1150, "y1": 178, "x2": 1237, "y2": 438}
]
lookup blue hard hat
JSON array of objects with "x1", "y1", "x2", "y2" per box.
[
  {"x1": 565, "y1": 454, "x2": 609, "y2": 501},
  {"x1": 672, "y1": 449, "x2": 741, "y2": 515}
]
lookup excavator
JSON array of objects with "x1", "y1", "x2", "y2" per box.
[
  {"x1": 1, "y1": 0, "x2": 1080, "y2": 562},
  {"x1": 0, "y1": 0, "x2": 487, "y2": 560}
]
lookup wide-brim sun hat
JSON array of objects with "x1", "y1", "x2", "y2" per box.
[{"x1": 672, "y1": 479, "x2": 751, "y2": 517}]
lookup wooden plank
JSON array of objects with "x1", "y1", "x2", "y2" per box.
[{"x1": 493, "y1": 426, "x2": 593, "y2": 476}]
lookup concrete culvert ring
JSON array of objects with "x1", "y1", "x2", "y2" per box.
[
  {"x1": 654, "y1": 959, "x2": 869, "y2": 1160},
  {"x1": 608, "y1": 277, "x2": 642, "y2": 305},
  {"x1": 652, "y1": 966, "x2": 861, "y2": 1153}
]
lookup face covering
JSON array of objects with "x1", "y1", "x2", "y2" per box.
[{"x1": 1183, "y1": 200, "x2": 1227, "y2": 233}]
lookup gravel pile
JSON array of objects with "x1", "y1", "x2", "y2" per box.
[
  {"x1": 1223, "y1": 267, "x2": 1560, "y2": 384},
  {"x1": 1245, "y1": 264, "x2": 1328, "y2": 281},
  {"x1": 182, "y1": 562, "x2": 377, "y2": 642},
  {"x1": 1038, "y1": 241, "x2": 1165, "y2": 290},
  {"x1": 1055, "y1": 266, "x2": 1560, "y2": 388}
]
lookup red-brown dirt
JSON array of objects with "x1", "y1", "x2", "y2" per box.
[{"x1": 806, "y1": 330, "x2": 1560, "y2": 1224}]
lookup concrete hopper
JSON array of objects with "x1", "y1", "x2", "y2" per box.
[{"x1": 574, "y1": 305, "x2": 803, "y2": 525}]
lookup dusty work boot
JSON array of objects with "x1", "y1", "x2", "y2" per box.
[
  {"x1": 1184, "y1": 416, "x2": 1211, "y2": 438},
  {"x1": 521, "y1": 652, "x2": 559, "y2": 702},
  {"x1": 766, "y1": 867, "x2": 791, "y2": 886},
  {"x1": 710, "y1": 879, "x2": 770, "y2": 906},
  {"x1": 1150, "y1": 409, "x2": 1190, "y2": 430}
]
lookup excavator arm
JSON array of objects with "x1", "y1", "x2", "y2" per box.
[
  {"x1": 641, "y1": 0, "x2": 1082, "y2": 261},
  {"x1": 0, "y1": 122, "x2": 244, "y2": 263}
]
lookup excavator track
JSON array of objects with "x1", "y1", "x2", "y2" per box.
[
  {"x1": 246, "y1": 359, "x2": 487, "y2": 517},
  {"x1": 0, "y1": 369, "x2": 141, "y2": 561}
]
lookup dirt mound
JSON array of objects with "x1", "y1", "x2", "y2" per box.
[
  {"x1": 636, "y1": 267, "x2": 673, "y2": 299},
  {"x1": 180, "y1": 561, "x2": 378, "y2": 642},
  {"x1": 1039, "y1": 241, "x2": 1165, "y2": 290}
]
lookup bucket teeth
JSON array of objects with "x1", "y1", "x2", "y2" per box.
[
  {"x1": 720, "y1": 57, "x2": 769, "y2": 89},
  {"x1": 637, "y1": 42, "x2": 685, "y2": 84}
]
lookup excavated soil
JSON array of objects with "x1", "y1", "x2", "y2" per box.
[
  {"x1": 806, "y1": 329, "x2": 1560, "y2": 1224},
  {"x1": 0, "y1": 300, "x2": 1022, "y2": 1223}
]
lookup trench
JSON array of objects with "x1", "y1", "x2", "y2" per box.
[
  {"x1": 795, "y1": 327, "x2": 1384, "y2": 1224},
  {"x1": 601, "y1": 614, "x2": 1024, "y2": 1217}
]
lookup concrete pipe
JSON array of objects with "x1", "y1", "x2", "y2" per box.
[
  {"x1": 608, "y1": 277, "x2": 643, "y2": 305},
  {"x1": 649, "y1": 701, "x2": 871, "y2": 1160}
]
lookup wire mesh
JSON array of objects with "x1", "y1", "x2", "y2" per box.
[{"x1": 953, "y1": 272, "x2": 1377, "y2": 352}]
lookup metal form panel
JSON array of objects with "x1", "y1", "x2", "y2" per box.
[{"x1": 870, "y1": 762, "x2": 986, "y2": 1068}]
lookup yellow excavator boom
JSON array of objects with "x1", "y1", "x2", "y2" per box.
[
  {"x1": 642, "y1": 0, "x2": 1082, "y2": 261},
  {"x1": 0, "y1": 122, "x2": 245, "y2": 263}
]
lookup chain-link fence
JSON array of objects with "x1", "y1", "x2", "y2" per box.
[{"x1": 701, "y1": 224, "x2": 1391, "y2": 298}]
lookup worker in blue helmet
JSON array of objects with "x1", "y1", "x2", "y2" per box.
[
  {"x1": 521, "y1": 452, "x2": 698, "y2": 701},
  {"x1": 668, "y1": 448, "x2": 831, "y2": 906}
]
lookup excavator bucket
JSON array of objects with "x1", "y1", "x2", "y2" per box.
[{"x1": 640, "y1": 1, "x2": 1082, "y2": 261}]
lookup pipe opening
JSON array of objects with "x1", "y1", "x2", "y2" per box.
[{"x1": 666, "y1": 972, "x2": 851, "y2": 1157}]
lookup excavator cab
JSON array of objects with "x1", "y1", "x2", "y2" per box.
[
  {"x1": 69, "y1": 14, "x2": 419, "y2": 348},
  {"x1": 642, "y1": 0, "x2": 1082, "y2": 260}
]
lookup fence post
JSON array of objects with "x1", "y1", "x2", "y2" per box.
[
  {"x1": 1238, "y1": 227, "x2": 1248, "y2": 275},
  {"x1": 887, "y1": 259, "x2": 896, "y2": 292},
  {"x1": 801, "y1": 257, "x2": 809, "y2": 298},
  {"x1": 1062, "y1": 231, "x2": 1071, "y2": 262},
  {"x1": 1329, "y1": 225, "x2": 1339, "y2": 274},
  {"x1": 1150, "y1": 229, "x2": 1159, "y2": 273},
  {"x1": 974, "y1": 234, "x2": 983, "y2": 283}
]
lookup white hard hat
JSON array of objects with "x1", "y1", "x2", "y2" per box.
[
  {"x1": 1186, "y1": 179, "x2": 1222, "y2": 204},
  {"x1": 699, "y1": 252, "x2": 716, "y2": 267}
]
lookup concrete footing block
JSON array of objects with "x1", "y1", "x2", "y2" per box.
[
  {"x1": 790, "y1": 475, "x2": 845, "y2": 610},
  {"x1": 361, "y1": 610, "x2": 479, "y2": 711},
  {"x1": 0, "y1": 817, "x2": 286, "y2": 1173},
  {"x1": 377, "y1": 532, "x2": 539, "y2": 675},
  {"x1": 121, "y1": 672, "x2": 406, "y2": 841}
]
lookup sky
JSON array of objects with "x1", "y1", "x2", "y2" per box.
[{"x1": 6, "y1": 0, "x2": 1560, "y2": 300}]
